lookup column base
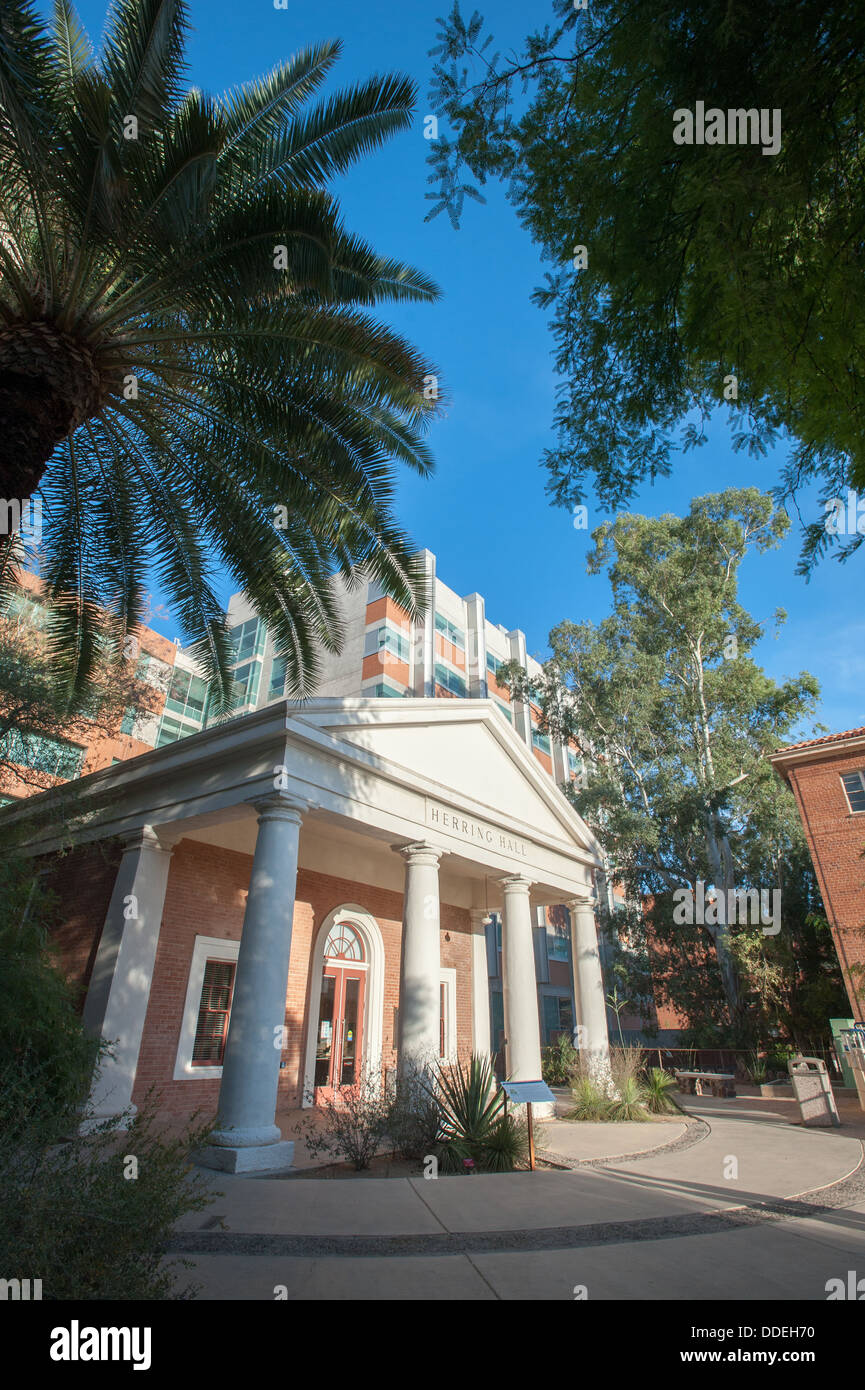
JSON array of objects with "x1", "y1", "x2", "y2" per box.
[{"x1": 195, "y1": 1140, "x2": 295, "y2": 1174}]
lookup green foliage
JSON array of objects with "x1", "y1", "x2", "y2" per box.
[
  {"x1": 607, "y1": 1074, "x2": 649, "y2": 1122},
  {"x1": 294, "y1": 1075, "x2": 392, "y2": 1170},
  {"x1": 0, "y1": 857, "x2": 98, "y2": 1135},
  {"x1": 0, "y1": 856, "x2": 215, "y2": 1298},
  {"x1": 541, "y1": 1033, "x2": 577, "y2": 1086},
  {"x1": 497, "y1": 490, "x2": 828, "y2": 1041},
  {"x1": 643, "y1": 1068, "x2": 682, "y2": 1115},
  {"x1": 743, "y1": 1051, "x2": 769, "y2": 1085},
  {"x1": 567, "y1": 1075, "x2": 612, "y2": 1121},
  {"x1": 386, "y1": 1064, "x2": 442, "y2": 1160},
  {"x1": 425, "y1": 1054, "x2": 529, "y2": 1173},
  {"x1": 0, "y1": 1081, "x2": 214, "y2": 1300},
  {"x1": 427, "y1": 1, "x2": 865, "y2": 570},
  {"x1": 0, "y1": 0, "x2": 441, "y2": 705}
]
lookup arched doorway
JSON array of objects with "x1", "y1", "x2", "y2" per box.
[
  {"x1": 313, "y1": 920, "x2": 368, "y2": 1102},
  {"x1": 303, "y1": 907, "x2": 385, "y2": 1107}
]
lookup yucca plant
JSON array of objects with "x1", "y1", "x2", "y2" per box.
[
  {"x1": 0, "y1": 1, "x2": 440, "y2": 705},
  {"x1": 642, "y1": 1067, "x2": 682, "y2": 1115},
  {"x1": 425, "y1": 1054, "x2": 528, "y2": 1173}
]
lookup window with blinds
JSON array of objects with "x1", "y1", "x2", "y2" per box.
[
  {"x1": 192, "y1": 959, "x2": 236, "y2": 1065},
  {"x1": 841, "y1": 771, "x2": 865, "y2": 813}
]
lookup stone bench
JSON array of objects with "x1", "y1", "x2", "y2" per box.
[{"x1": 675, "y1": 1070, "x2": 737, "y2": 1099}]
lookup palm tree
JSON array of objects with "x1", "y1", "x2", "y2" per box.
[{"x1": 0, "y1": 0, "x2": 440, "y2": 706}]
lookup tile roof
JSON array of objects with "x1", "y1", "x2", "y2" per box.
[{"x1": 774, "y1": 726, "x2": 865, "y2": 755}]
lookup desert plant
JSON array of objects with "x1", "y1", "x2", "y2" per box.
[
  {"x1": 386, "y1": 1064, "x2": 441, "y2": 1160},
  {"x1": 607, "y1": 1074, "x2": 649, "y2": 1122},
  {"x1": 567, "y1": 1075, "x2": 612, "y2": 1121},
  {"x1": 476, "y1": 1112, "x2": 529, "y2": 1173},
  {"x1": 744, "y1": 1051, "x2": 769, "y2": 1085},
  {"x1": 607, "y1": 1045, "x2": 645, "y2": 1094},
  {"x1": 541, "y1": 1034, "x2": 577, "y2": 1087},
  {"x1": 424, "y1": 1054, "x2": 529, "y2": 1173},
  {"x1": 294, "y1": 1075, "x2": 391, "y2": 1170},
  {"x1": 642, "y1": 1067, "x2": 683, "y2": 1115}
]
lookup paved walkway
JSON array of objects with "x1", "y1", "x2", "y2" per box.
[{"x1": 169, "y1": 1094, "x2": 865, "y2": 1300}]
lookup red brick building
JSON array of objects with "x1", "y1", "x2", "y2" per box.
[
  {"x1": 1, "y1": 697, "x2": 613, "y2": 1170},
  {"x1": 770, "y1": 728, "x2": 865, "y2": 1021}
]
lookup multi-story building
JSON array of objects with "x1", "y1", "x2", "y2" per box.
[
  {"x1": 1, "y1": 550, "x2": 594, "y2": 1053},
  {"x1": 770, "y1": 727, "x2": 865, "y2": 1021}
]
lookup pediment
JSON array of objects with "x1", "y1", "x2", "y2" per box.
[{"x1": 292, "y1": 700, "x2": 598, "y2": 857}]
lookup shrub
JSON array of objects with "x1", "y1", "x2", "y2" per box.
[
  {"x1": 567, "y1": 1076, "x2": 612, "y2": 1121},
  {"x1": 541, "y1": 1035, "x2": 578, "y2": 1086},
  {"x1": 608, "y1": 1045, "x2": 646, "y2": 1094},
  {"x1": 607, "y1": 1074, "x2": 649, "y2": 1121},
  {"x1": 386, "y1": 1065, "x2": 442, "y2": 1160},
  {"x1": 476, "y1": 1113, "x2": 529, "y2": 1173},
  {"x1": 426, "y1": 1054, "x2": 528, "y2": 1173},
  {"x1": 0, "y1": 859, "x2": 215, "y2": 1298},
  {"x1": 294, "y1": 1075, "x2": 392, "y2": 1170},
  {"x1": 744, "y1": 1050, "x2": 769, "y2": 1085},
  {"x1": 643, "y1": 1067, "x2": 683, "y2": 1114}
]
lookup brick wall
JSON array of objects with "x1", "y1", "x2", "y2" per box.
[
  {"x1": 41, "y1": 841, "x2": 123, "y2": 1009},
  {"x1": 788, "y1": 751, "x2": 865, "y2": 1020},
  {"x1": 130, "y1": 838, "x2": 473, "y2": 1123}
]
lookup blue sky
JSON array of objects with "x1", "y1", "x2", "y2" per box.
[{"x1": 54, "y1": 1, "x2": 862, "y2": 737}]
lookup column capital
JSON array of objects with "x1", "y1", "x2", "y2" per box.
[
  {"x1": 567, "y1": 892, "x2": 596, "y2": 912},
  {"x1": 249, "y1": 792, "x2": 309, "y2": 825},
  {"x1": 499, "y1": 873, "x2": 534, "y2": 894},
  {"x1": 394, "y1": 840, "x2": 442, "y2": 868},
  {"x1": 119, "y1": 825, "x2": 176, "y2": 856}
]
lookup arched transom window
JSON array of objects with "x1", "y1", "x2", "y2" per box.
[{"x1": 324, "y1": 921, "x2": 365, "y2": 962}]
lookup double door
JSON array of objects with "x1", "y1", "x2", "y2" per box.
[{"x1": 314, "y1": 964, "x2": 365, "y2": 1101}]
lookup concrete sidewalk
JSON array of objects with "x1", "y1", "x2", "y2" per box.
[{"x1": 168, "y1": 1096, "x2": 865, "y2": 1299}]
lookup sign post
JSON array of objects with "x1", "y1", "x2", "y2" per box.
[{"x1": 499, "y1": 1079, "x2": 556, "y2": 1170}]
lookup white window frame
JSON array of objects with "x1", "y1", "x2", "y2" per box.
[
  {"x1": 841, "y1": 770, "x2": 865, "y2": 814},
  {"x1": 174, "y1": 935, "x2": 239, "y2": 1080},
  {"x1": 440, "y1": 966, "x2": 457, "y2": 1062}
]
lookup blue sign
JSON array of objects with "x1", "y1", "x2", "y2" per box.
[{"x1": 500, "y1": 1080, "x2": 555, "y2": 1105}]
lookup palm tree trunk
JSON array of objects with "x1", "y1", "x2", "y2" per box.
[{"x1": 0, "y1": 371, "x2": 67, "y2": 498}]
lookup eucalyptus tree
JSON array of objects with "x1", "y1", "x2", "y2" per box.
[
  {"x1": 0, "y1": 1, "x2": 440, "y2": 705},
  {"x1": 498, "y1": 489, "x2": 821, "y2": 1034}
]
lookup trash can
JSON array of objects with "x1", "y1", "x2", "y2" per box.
[
  {"x1": 846, "y1": 1045, "x2": 865, "y2": 1111},
  {"x1": 788, "y1": 1056, "x2": 840, "y2": 1128}
]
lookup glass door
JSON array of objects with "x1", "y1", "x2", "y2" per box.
[{"x1": 314, "y1": 965, "x2": 365, "y2": 1102}]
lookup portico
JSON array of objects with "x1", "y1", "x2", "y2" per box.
[{"x1": 1, "y1": 697, "x2": 611, "y2": 1172}]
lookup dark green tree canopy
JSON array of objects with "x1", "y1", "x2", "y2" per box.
[
  {"x1": 427, "y1": 1, "x2": 865, "y2": 572},
  {"x1": 0, "y1": 0, "x2": 441, "y2": 706}
]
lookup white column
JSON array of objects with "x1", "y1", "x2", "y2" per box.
[
  {"x1": 469, "y1": 908, "x2": 492, "y2": 1055},
  {"x1": 569, "y1": 893, "x2": 613, "y2": 1089},
  {"x1": 396, "y1": 842, "x2": 442, "y2": 1075},
  {"x1": 83, "y1": 827, "x2": 175, "y2": 1126},
  {"x1": 199, "y1": 794, "x2": 306, "y2": 1173},
  {"x1": 500, "y1": 875, "x2": 543, "y2": 1082}
]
